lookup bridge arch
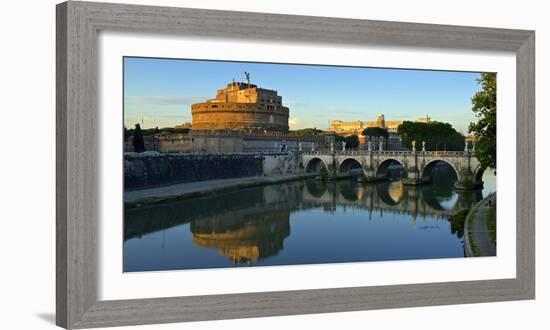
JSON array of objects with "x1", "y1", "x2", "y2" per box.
[
  {"x1": 337, "y1": 157, "x2": 363, "y2": 176},
  {"x1": 420, "y1": 159, "x2": 460, "y2": 182},
  {"x1": 376, "y1": 158, "x2": 407, "y2": 179},
  {"x1": 304, "y1": 157, "x2": 329, "y2": 174}
]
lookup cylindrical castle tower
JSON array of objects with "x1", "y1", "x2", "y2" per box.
[{"x1": 191, "y1": 81, "x2": 289, "y2": 133}]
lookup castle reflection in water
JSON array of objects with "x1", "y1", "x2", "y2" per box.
[{"x1": 124, "y1": 173, "x2": 491, "y2": 270}]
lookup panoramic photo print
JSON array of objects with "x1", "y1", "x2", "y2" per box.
[{"x1": 123, "y1": 57, "x2": 497, "y2": 272}]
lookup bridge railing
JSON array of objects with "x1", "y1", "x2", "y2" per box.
[{"x1": 302, "y1": 150, "x2": 471, "y2": 157}]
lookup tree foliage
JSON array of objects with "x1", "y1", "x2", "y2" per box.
[
  {"x1": 468, "y1": 72, "x2": 496, "y2": 170},
  {"x1": 344, "y1": 135, "x2": 360, "y2": 150},
  {"x1": 125, "y1": 126, "x2": 190, "y2": 138},
  {"x1": 132, "y1": 123, "x2": 146, "y2": 153},
  {"x1": 288, "y1": 128, "x2": 324, "y2": 136},
  {"x1": 397, "y1": 121, "x2": 464, "y2": 151},
  {"x1": 362, "y1": 127, "x2": 389, "y2": 139}
]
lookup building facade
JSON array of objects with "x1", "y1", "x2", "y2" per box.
[
  {"x1": 329, "y1": 114, "x2": 403, "y2": 135},
  {"x1": 191, "y1": 80, "x2": 289, "y2": 133},
  {"x1": 329, "y1": 114, "x2": 433, "y2": 136}
]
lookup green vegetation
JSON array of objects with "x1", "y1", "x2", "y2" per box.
[
  {"x1": 358, "y1": 175, "x2": 369, "y2": 183},
  {"x1": 124, "y1": 126, "x2": 190, "y2": 139},
  {"x1": 189, "y1": 192, "x2": 202, "y2": 199},
  {"x1": 344, "y1": 135, "x2": 360, "y2": 149},
  {"x1": 288, "y1": 128, "x2": 324, "y2": 136},
  {"x1": 132, "y1": 123, "x2": 146, "y2": 153},
  {"x1": 456, "y1": 177, "x2": 474, "y2": 190},
  {"x1": 317, "y1": 166, "x2": 329, "y2": 181},
  {"x1": 362, "y1": 127, "x2": 389, "y2": 139},
  {"x1": 335, "y1": 134, "x2": 360, "y2": 150},
  {"x1": 397, "y1": 121, "x2": 465, "y2": 151},
  {"x1": 487, "y1": 201, "x2": 497, "y2": 245},
  {"x1": 450, "y1": 209, "x2": 469, "y2": 239},
  {"x1": 469, "y1": 72, "x2": 497, "y2": 170}
]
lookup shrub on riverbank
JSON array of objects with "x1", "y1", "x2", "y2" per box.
[
  {"x1": 450, "y1": 209, "x2": 469, "y2": 238},
  {"x1": 317, "y1": 167, "x2": 329, "y2": 181}
]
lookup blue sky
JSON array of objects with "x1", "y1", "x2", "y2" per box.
[{"x1": 124, "y1": 57, "x2": 484, "y2": 133}]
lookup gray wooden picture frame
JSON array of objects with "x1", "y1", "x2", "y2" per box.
[{"x1": 56, "y1": 1, "x2": 535, "y2": 328}]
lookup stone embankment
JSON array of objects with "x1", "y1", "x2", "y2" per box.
[
  {"x1": 464, "y1": 192, "x2": 496, "y2": 257},
  {"x1": 124, "y1": 173, "x2": 315, "y2": 207},
  {"x1": 124, "y1": 151, "x2": 302, "y2": 190},
  {"x1": 123, "y1": 151, "x2": 310, "y2": 206}
]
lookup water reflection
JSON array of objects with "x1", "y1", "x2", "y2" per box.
[
  {"x1": 190, "y1": 210, "x2": 290, "y2": 265},
  {"x1": 124, "y1": 171, "x2": 496, "y2": 271}
]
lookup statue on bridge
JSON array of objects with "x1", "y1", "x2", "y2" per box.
[
  {"x1": 368, "y1": 141, "x2": 372, "y2": 152},
  {"x1": 422, "y1": 141, "x2": 426, "y2": 152},
  {"x1": 342, "y1": 141, "x2": 346, "y2": 151},
  {"x1": 411, "y1": 140, "x2": 416, "y2": 152}
]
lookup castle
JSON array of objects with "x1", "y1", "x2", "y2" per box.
[{"x1": 191, "y1": 76, "x2": 289, "y2": 133}]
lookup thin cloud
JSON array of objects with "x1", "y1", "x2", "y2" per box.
[
  {"x1": 125, "y1": 95, "x2": 209, "y2": 106},
  {"x1": 289, "y1": 117, "x2": 301, "y2": 129}
]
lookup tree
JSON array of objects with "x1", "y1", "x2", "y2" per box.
[
  {"x1": 362, "y1": 127, "x2": 389, "y2": 139},
  {"x1": 469, "y1": 72, "x2": 496, "y2": 170},
  {"x1": 132, "y1": 123, "x2": 146, "y2": 153},
  {"x1": 397, "y1": 121, "x2": 464, "y2": 151},
  {"x1": 344, "y1": 135, "x2": 360, "y2": 150},
  {"x1": 288, "y1": 128, "x2": 325, "y2": 136}
]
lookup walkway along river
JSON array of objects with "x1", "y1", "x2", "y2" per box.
[{"x1": 123, "y1": 168, "x2": 496, "y2": 272}]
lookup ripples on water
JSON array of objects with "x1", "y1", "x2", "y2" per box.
[{"x1": 124, "y1": 169, "x2": 496, "y2": 272}]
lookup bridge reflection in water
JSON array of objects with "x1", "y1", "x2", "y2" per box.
[{"x1": 124, "y1": 172, "x2": 492, "y2": 272}]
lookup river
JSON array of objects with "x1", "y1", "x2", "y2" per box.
[{"x1": 124, "y1": 169, "x2": 496, "y2": 272}]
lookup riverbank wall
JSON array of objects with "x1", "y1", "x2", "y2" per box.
[
  {"x1": 124, "y1": 152, "x2": 302, "y2": 189},
  {"x1": 464, "y1": 192, "x2": 497, "y2": 257}
]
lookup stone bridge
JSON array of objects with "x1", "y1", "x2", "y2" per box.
[{"x1": 301, "y1": 149, "x2": 484, "y2": 190}]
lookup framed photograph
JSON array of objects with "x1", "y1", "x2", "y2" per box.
[{"x1": 56, "y1": 1, "x2": 535, "y2": 328}]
